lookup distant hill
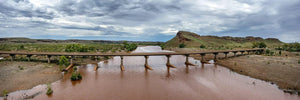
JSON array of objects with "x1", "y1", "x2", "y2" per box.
[{"x1": 165, "y1": 31, "x2": 283, "y2": 49}]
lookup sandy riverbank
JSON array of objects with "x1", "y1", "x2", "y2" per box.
[
  {"x1": 217, "y1": 54, "x2": 300, "y2": 93},
  {"x1": 0, "y1": 61, "x2": 62, "y2": 96}
]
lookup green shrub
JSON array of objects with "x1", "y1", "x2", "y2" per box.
[
  {"x1": 46, "y1": 84, "x2": 53, "y2": 95},
  {"x1": 104, "y1": 56, "x2": 109, "y2": 60},
  {"x1": 70, "y1": 72, "x2": 82, "y2": 81},
  {"x1": 267, "y1": 61, "x2": 270, "y2": 64},
  {"x1": 159, "y1": 44, "x2": 165, "y2": 50},
  {"x1": 298, "y1": 60, "x2": 300, "y2": 64},
  {"x1": 65, "y1": 44, "x2": 90, "y2": 52},
  {"x1": 296, "y1": 54, "x2": 299, "y2": 56},
  {"x1": 3, "y1": 89, "x2": 8, "y2": 97},
  {"x1": 200, "y1": 44, "x2": 206, "y2": 48},
  {"x1": 252, "y1": 42, "x2": 267, "y2": 48},
  {"x1": 59, "y1": 56, "x2": 69, "y2": 68},
  {"x1": 179, "y1": 43, "x2": 186, "y2": 48},
  {"x1": 73, "y1": 66, "x2": 77, "y2": 71},
  {"x1": 18, "y1": 66, "x2": 24, "y2": 70}
]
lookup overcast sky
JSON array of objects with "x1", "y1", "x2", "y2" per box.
[{"x1": 0, "y1": 0, "x2": 299, "y2": 42}]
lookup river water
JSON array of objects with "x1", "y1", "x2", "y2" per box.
[{"x1": 4, "y1": 46, "x2": 300, "y2": 100}]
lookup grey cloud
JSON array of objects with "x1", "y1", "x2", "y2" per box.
[{"x1": 0, "y1": 0, "x2": 299, "y2": 42}]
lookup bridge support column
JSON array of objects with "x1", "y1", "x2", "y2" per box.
[
  {"x1": 200, "y1": 53, "x2": 206, "y2": 63},
  {"x1": 10, "y1": 54, "x2": 15, "y2": 61},
  {"x1": 224, "y1": 52, "x2": 229, "y2": 59},
  {"x1": 185, "y1": 54, "x2": 195, "y2": 66},
  {"x1": 47, "y1": 55, "x2": 51, "y2": 63},
  {"x1": 120, "y1": 56, "x2": 125, "y2": 71},
  {"x1": 27, "y1": 55, "x2": 32, "y2": 62},
  {"x1": 233, "y1": 51, "x2": 237, "y2": 57},
  {"x1": 241, "y1": 51, "x2": 245, "y2": 56},
  {"x1": 166, "y1": 55, "x2": 176, "y2": 68},
  {"x1": 213, "y1": 53, "x2": 218, "y2": 61},
  {"x1": 144, "y1": 56, "x2": 153, "y2": 70}
]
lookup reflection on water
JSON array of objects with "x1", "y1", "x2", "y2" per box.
[{"x1": 3, "y1": 46, "x2": 300, "y2": 100}]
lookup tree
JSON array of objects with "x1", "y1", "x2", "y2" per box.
[
  {"x1": 59, "y1": 56, "x2": 69, "y2": 68},
  {"x1": 179, "y1": 43, "x2": 186, "y2": 48},
  {"x1": 200, "y1": 44, "x2": 206, "y2": 48},
  {"x1": 252, "y1": 42, "x2": 267, "y2": 48}
]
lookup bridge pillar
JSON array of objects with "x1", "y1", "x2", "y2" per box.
[
  {"x1": 166, "y1": 55, "x2": 176, "y2": 68},
  {"x1": 213, "y1": 53, "x2": 218, "y2": 61},
  {"x1": 144, "y1": 56, "x2": 153, "y2": 70},
  {"x1": 185, "y1": 54, "x2": 195, "y2": 66},
  {"x1": 47, "y1": 55, "x2": 51, "y2": 63},
  {"x1": 27, "y1": 55, "x2": 32, "y2": 62},
  {"x1": 233, "y1": 51, "x2": 238, "y2": 57},
  {"x1": 120, "y1": 56, "x2": 125, "y2": 71},
  {"x1": 9, "y1": 54, "x2": 15, "y2": 61},
  {"x1": 224, "y1": 52, "x2": 229, "y2": 59},
  {"x1": 200, "y1": 53, "x2": 206, "y2": 63},
  {"x1": 241, "y1": 51, "x2": 245, "y2": 55}
]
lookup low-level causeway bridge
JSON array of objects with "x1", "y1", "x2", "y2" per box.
[{"x1": 0, "y1": 49, "x2": 264, "y2": 71}]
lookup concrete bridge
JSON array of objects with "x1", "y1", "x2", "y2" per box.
[{"x1": 0, "y1": 48, "x2": 264, "y2": 71}]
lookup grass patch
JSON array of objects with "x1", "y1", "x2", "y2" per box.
[
  {"x1": 3, "y1": 89, "x2": 8, "y2": 97},
  {"x1": 234, "y1": 62, "x2": 237, "y2": 66},
  {"x1": 298, "y1": 60, "x2": 300, "y2": 64},
  {"x1": 267, "y1": 61, "x2": 270, "y2": 64},
  {"x1": 18, "y1": 66, "x2": 24, "y2": 70},
  {"x1": 45, "y1": 65, "x2": 52, "y2": 68}
]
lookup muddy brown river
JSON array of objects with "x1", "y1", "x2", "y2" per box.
[{"x1": 3, "y1": 46, "x2": 300, "y2": 100}]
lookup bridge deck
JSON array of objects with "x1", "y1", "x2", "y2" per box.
[{"x1": 0, "y1": 49, "x2": 263, "y2": 56}]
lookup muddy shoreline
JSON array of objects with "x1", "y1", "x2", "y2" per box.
[
  {"x1": 0, "y1": 61, "x2": 62, "y2": 96},
  {"x1": 0, "y1": 55, "x2": 107, "y2": 97}
]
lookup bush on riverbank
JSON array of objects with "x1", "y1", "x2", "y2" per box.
[{"x1": 122, "y1": 41, "x2": 138, "y2": 52}]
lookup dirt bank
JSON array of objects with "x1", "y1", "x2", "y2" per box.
[
  {"x1": 217, "y1": 55, "x2": 300, "y2": 93},
  {"x1": 169, "y1": 48, "x2": 300, "y2": 94},
  {"x1": 0, "y1": 61, "x2": 62, "y2": 96}
]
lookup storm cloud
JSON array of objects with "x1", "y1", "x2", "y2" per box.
[{"x1": 0, "y1": 0, "x2": 299, "y2": 42}]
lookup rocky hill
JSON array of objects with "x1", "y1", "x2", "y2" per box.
[{"x1": 165, "y1": 31, "x2": 282, "y2": 49}]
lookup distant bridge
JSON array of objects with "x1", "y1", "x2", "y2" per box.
[{"x1": 0, "y1": 48, "x2": 264, "y2": 71}]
